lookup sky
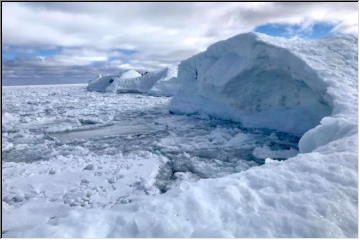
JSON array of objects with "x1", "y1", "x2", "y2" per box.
[{"x1": 2, "y1": 2, "x2": 358, "y2": 85}]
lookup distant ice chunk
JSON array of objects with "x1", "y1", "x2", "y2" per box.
[
  {"x1": 225, "y1": 132, "x2": 255, "y2": 148},
  {"x1": 86, "y1": 74, "x2": 118, "y2": 92},
  {"x1": 86, "y1": 69, "x2": 142, "y2": 92},
  {"x1": 252, "y1": 145, "x2": 298, "y2": 159},
  {"x1": 87, "y1": 67, "x2": 179, "y2": 95}
]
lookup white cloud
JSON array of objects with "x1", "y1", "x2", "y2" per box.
[
  {"x1": 42, "y1": 48, "x2": 110, "y2": 66},
  {"x1": 3, "y1": 3, "x2": 357, "y2": 49},
  {"x1": 2, "y1": 2, "x2": 358, "y2": 84}
]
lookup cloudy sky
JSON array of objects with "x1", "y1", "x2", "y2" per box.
[{"x1": 2, "y1": 2, "x2": 358, "y2": 85}]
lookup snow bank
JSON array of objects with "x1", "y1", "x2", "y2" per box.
[
  {"x1": 87, "y1": 67, "x2": 178, "y2": 96},
  {"x1": 4, "y1": 134, "x2": 357, "y2": 237}
]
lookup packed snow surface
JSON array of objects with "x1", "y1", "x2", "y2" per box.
[
  {"x1": 2, "y1": 32, "x2": 358, "y2": 237},
  {"x1": 87, "y1": 67, "x2": 178, "y2": 96}
]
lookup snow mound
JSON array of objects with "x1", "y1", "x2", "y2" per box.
[
  {"x1": 87, "y1": 67, "x2": 178, "y2": 96},
  {"x1": 171, "y1": 33, "x2": 356, "y2": 138},
  {"x1": 120, "y1": 69, "x2": 142, "y2": 79}
]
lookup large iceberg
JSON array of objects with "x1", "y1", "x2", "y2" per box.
[
  {"x1": 87, "y1": 67, "x2": 178, "y2": 96},
  {"x1": 170, "y1": 33, "x2": 356, "y2": 138}
]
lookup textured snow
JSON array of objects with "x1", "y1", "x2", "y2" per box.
[
  {"x1": 87, "y1": 67, "x2": 178, "y2": 96},
  {"x1": 2, "y1": 32, "x2": 358, "y2": 237}
]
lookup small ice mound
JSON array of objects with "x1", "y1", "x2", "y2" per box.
[
  {"x1": 170, "y1": 32, "x2": 332, "y2": 136},
  {"x1": 225, "y1": 132, "x2": 256, "y2": 148},
  {"x1": 120, "y1": 69, "x2": 142, "y2": 79},
  {"x1": 252, "y1": 145, "x2": 298, "y2": 159}
]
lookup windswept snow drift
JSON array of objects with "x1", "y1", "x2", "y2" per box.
[{"x1": 87, "y1": 67, "x2": 178, "y2": 96}]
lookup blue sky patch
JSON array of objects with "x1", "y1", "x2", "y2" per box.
[
  {"x1": 255, "y1": 22, "x2": 336, "y2": 39},
  {"x1": 117, "y1": 49, "x2": 137, "y2": 55},
  {"x1": 2, "y1": 46, "x2": 62, "y2": 60},
  {"x1": 2, "y1": 45, "x2": 137, "y2": 61}
]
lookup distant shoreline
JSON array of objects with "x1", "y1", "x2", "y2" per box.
[{"x1": 2, "y1": 83, "x2": 87, "y2": 88}]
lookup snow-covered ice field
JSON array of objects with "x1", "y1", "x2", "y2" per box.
[
  {"x1": 1, "y1": 33, "x2": 358, "y2": 238},
  {"x1": 2, "y1": 84, "x2": 300, "y2": 237}
]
